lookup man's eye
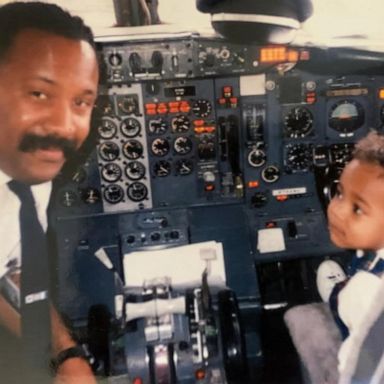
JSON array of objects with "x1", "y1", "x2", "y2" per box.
[
  {"x1": 74, "y1": 98, "x2": 92, "y2": 108},
  {"x1": 30, "y1": 91, "x2": 47, "y2": 99}
]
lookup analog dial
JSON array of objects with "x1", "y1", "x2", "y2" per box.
[
  {"x1": 123, "y1": 140, "x2": 143, "y2": 160},
  {"x1": 59, "y1": 190, "x2": 78, "y2": 207},
  {"x1": 125, "y1": 161, "x2": 146, "y2": 180},
  {"x1": 330, "y1": 143, "x2": 354, "y2": 167},
  {"x1": 98, "y1": 142, "x2": 120, "y2": 161},
  {"x1": 117, "y1": 95, "x2": 139, "y2": 115},
  {"x1": 148, "y1": 118, "x2": 167, "y2": 135},
  {"x1": 285, "y1": 144, "x2": 313, "y2": 171},
  {"x1": 97, "y1": 118, "x2": 117, "y2": 139},
  {"x1": 151, "y1": 138, "x2": 170, "y2": 157},
  {"x1": 173, "y1": 136, "x2": 193, "y2": 155},
  {"x1": 171, "y1": 115, "x2": 190, "y2": 133},
  {"x1": 284, "y1": 107, "x2": 313, "y2": 138},
  {"x1": 103, "y1": 184, "x2": 124, "y2": 204},
  {"x1": 153, "y1": 160, "x2": 171, "y2": 177},
  {"x1": 328, "y1": 100, "x2": 364, "y2": 133},
  {"x1": 192, "y1": 99, "x2": 212, "y2": 118},
  {"x1": 81, "y1": 188, "x2": 101, "y2": 204},
  {"x1": 248, "y1": 148, "x2": 266, "y2": 168},
  {"x1": 101, "y1": 163, "x2": 122, "y2": 182},
  {"x1": 261, "y1": 165, "x2": 280, "y2": 183},
  {"x1": 120, "y1": 117, "x2": 141, "y2": 137},
  {"x1": 127, "y1": 182, "x2": 148, "y2": 202},
  {"x1": 175, "y1": 159, "x2": 193, "y2": 176}
]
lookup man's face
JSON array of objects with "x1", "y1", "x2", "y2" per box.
[
  {"x1": 327, "y1": 159, "x2": 384, "y2": 251},
  {"x1": 0, "y1": 28, "x2": 99, "y2": 184}
]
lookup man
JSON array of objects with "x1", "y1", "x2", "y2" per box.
[{"x1": 0, "y1": 2, "x2": 99, "y2": 383}]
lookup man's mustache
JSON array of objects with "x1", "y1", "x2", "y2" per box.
[{"x1": 18, "y1": 134, "x2": 77, "y2": 159}]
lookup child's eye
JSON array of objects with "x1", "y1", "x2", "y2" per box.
[
  {"x1": 353, "y1": 204, "x2": 363, "y2": 215},
  {"x1": 334, "y1": 185, "x2": 343, "y2": 199}
]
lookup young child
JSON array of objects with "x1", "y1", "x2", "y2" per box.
[{"x1": 316, "y1": 130, "x2": 384, "y2": 373}]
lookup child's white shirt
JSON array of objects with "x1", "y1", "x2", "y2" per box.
[{"x1": 338, "y1": 248, "x2": 384, "y2": 374}]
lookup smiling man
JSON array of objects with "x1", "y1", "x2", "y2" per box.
[
  {"x1": 0, "y1": 2, "x2": 99, "y2": 383},
  {"x1": 0, "y1": 25, "x2": 98, "y2": 184}
]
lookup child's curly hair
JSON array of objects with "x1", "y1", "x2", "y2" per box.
[{"x1": 353, "y1": 130, "x2": 384, "y2": 167}]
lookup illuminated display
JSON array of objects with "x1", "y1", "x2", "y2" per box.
[
  {"x1": 260, "y1": 47, "x2": 300, "y2": 63},
  {"x1": 326, "y1": 88, "x2": 368, "y2": 97}
]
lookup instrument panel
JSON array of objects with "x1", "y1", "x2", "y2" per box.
[
  {"x1": 50, "y1": 32, "x2": 384, "y2": 377},
  {"x1": 53, "y1": 40, "x2": 384, "y2": 219}
]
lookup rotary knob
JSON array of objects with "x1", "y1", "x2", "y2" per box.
[
  {"x1": 129, "y1": 52, "x2": 142, "y2": 74},
  {"x1": 261, "y1": 165, "x2": 280, "y2": 183},
  {"x1": 151, "y1": 50, "x2": 163, "y2": 71}
]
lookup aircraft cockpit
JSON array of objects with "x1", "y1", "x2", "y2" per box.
[{"x1": 9, "y1": 0, "x2": 384, "y2": 382}]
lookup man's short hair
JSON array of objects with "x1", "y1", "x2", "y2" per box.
[
  {"x1": 353, "y1": 130, "x2": 384, "y2": 167},
  {"x1": 0, "y1": 1, "x2": 95, "y2": 61}
]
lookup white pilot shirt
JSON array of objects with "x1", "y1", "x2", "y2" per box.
[{"x1": 0, "y1": 168, "x2": 51, "y2": 280}]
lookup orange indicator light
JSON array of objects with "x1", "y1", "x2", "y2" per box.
[
  {"x1": 248, "y1": 181, "x2": 259, "y2": 188},
  {"x1": 195, "y1": 368, "x2": 206, "y2": 380},
  {"x1": 260, "y1": 47, "x2": 286, "y2": 63}
]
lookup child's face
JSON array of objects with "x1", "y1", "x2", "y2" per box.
[{"x1": 327, "y1": 159, "x2": 384, "y2": 251}]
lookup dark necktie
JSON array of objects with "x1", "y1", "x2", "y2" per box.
[{"x1": 8, "y1": 180, "x2": 52, "y2": 382}]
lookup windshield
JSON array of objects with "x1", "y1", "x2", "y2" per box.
[{"x1": 1, "y1": 0, "x2": 383, "y2": 43}]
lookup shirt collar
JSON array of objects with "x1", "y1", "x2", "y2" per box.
[
  {"x1": 0, "y1": 168, "x2": 11, "y2": 187},
  {"x1": 31, "y1": 181, "x2": 52, "y2": 210},
  {"x1": 377, "y1": 249, "x2": 384, "y2": 259},
  {"x1": 0, "y1": 167, "x2": 52, "y2": 207}
]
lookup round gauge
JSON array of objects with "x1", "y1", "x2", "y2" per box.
[
  {"x1": 149, "y1": 118, "x2": 167, "y2": 135},
  {"x1": 173, "y1": 136, "x2": 193, "y2": 155},
  {"x1": 171, "y1": 115, "x2": 190, "y2": 133},
  {"x1": 120, "y1": 117, "x2": 141, "y2": 137},
  {"x1": 153, "y1": 160, "x2": 171, "y2": 177},
  {"x1": 175, "y1": 159, "x2": 193, "y2": 176},
  {"x1": 97, "y1": 117, "x2": 117, "y2": 139},
  {"x1": 261, "y1": 165, "x2": 280, "y2": 183},
  {"x1": 81, "y1": 188, "x2": 101, "y2": 204},
  {"x1": 98, "y1": 141, "x2": 120, "y2": 162},
  {"x1": 329, "y1": 100, "x2": 364, "y2": 133},
  {"x1": 284, "y1": 107, "x2": 313, "y2": 138},
  {"x1": 101, "y1": 163, "x2": 122, "y2": 182},
  {"x1": 127, "y1": 182, "x2": 148, "y2": 202},
  {"x1": 248, "y1": 148, "x2": 266, "y2": 168},
  {"x1": 117, "y1": 95, "x2": 139, "y2": 115},
  {"x1": 125, "y1": 161, "x2": 146, "y2": 180},
  {"x1": 192, "y1": 99, "x2": 212, "y2": 118},
  {"x1": 59, "y1": 190, "x2": 78, "y2": 207},
  {"x1": 123, "y1": 139, "x2": 143, "y2": 160},
  {"x1": 71, "y1": 167, "x2": 87, "y2": 184},
  {"x1": 103, "y1": 184, "x2": 124, "y2": 204},
  {"x1": 151, "y1": 138, "x2": 170, "y2": 157},
  {"x1": 330, "y1": 143, "x2": 354, "y2": 167},
  {"x1": 285, "y1": 144, "x2": 313, "y2": 171},
  {"x1": 198, "y1": 50, "x2": 216, "y2": 67},
  {"x1": 96, "y1": 95, "x2": 114, "y2": 116}
]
